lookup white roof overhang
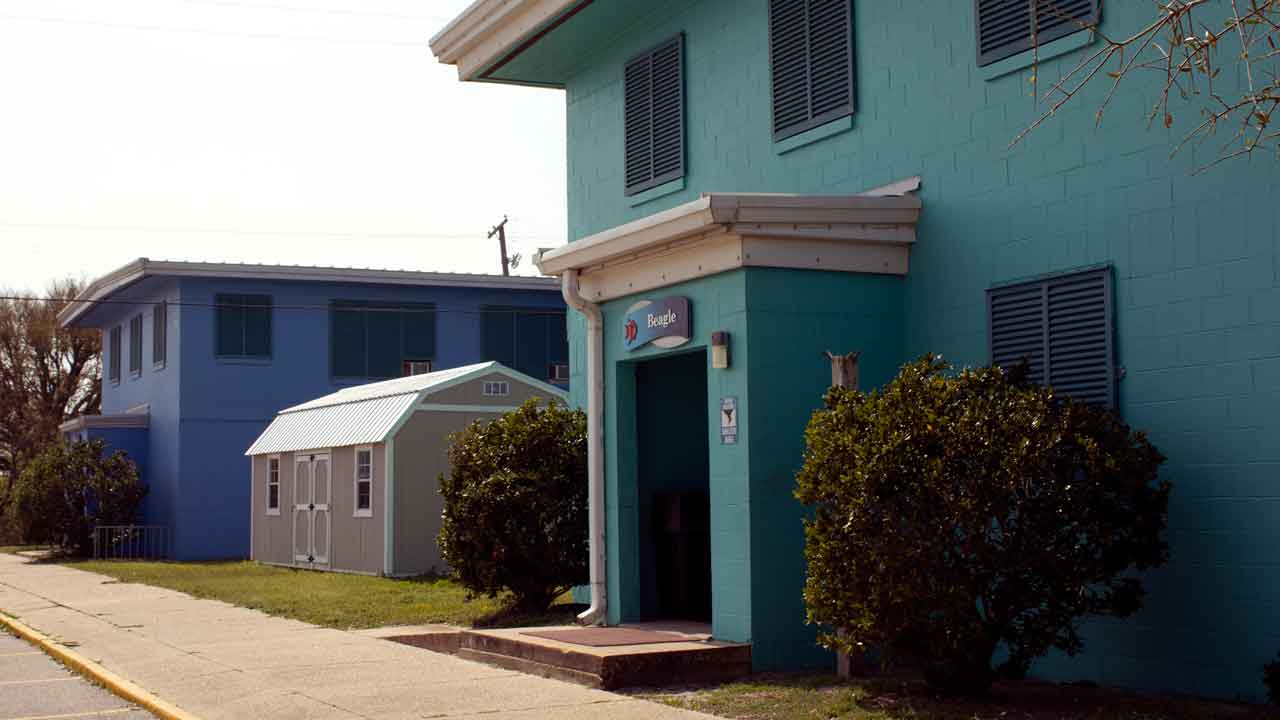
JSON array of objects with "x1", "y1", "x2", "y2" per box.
[
  {"x1": 430, "y1": 0, "x2": 579, "y2": 81},
  {"x1": 533, "y1": 191, "x2": 922, "y2": 302},
  {"x1": 59, "y1": 259, "x2": 558, "y2": 328}
]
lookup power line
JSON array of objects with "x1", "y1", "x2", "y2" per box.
[
  {"x1": 0, "y1": 295, "x2": 569, "y2": 316},
  {"x1": 0, "y1": 221, "x2": 564, "y2": 241},
  {"x1": 0, "y1": 11, "x2": 429, "y2": 49}
]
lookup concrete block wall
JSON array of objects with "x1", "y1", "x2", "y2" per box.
[{"x1": 562, "y1": 0, "x2": 1280, "y2": 701}]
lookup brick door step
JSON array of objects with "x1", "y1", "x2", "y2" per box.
[{"x1": 383, "y1": 625, "x2": 751, "y2": 690}]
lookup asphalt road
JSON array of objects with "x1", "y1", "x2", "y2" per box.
[{"x1": 0, "y1": 630, "x2": 152, "y2": 720}]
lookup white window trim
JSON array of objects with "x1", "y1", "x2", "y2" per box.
[
  {"x1": 353, "y1": 446, "x2": 374, "y2": 518},
  {"x1": 266, "y1": 455, "x2": 281, "y2": 516},
  {"x1": 483, "y1": 380, "x2": 510, "y2": 397}
]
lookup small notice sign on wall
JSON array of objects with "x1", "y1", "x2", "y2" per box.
[{"x1": 720, "y1": 396, "x2": 738, "y2": 445}]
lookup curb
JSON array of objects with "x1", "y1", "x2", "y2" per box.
[{"x1": 0, "y1": 610, "x2": 200, "y2": 720}]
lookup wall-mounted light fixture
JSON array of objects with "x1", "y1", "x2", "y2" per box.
[{"x1": 711, "y1": 331, "x2": 731, "y2": 369}]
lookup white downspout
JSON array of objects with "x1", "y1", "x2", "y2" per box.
[{"x1": 561, "y1": 269, "x2": 606, "y2": 626}]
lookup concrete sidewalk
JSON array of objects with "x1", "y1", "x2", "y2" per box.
[{"x1": 0, "y1": 554, "x2": 710, "y2": 719}]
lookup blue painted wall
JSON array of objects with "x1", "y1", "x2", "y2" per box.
[
  {"x1": 84, "y1": 274, "x2": 566, "y2": 560},
  {"x1": 550, "y1": 0, "x2": 1280, "y2": 702}
]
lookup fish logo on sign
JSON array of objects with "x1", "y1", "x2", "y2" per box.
[{"x1": 622, "y1": 296, "x2": 691, "y2": 351}]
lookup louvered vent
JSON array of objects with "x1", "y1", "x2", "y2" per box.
[
  {"x1": 975, "y1": 0, "x2": 1098, "y2": 67},
  {"x1": 769, "y1": 0, "x2": 854, "y2": 142},
  {"x1": 988, "y1": 266, "x2": 1116, "y2": 407},
  {"x1": 624, "y1": 34, "x2": 684, "y2": 196}
]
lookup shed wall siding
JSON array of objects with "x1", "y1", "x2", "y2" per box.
[
  {"x1": 326, "y1": 445, "x2": 385, "y2": 575},
  {"x1": 251, "y1": 453, "x2": 294, "y2": 566},
  {"x1": 392, "y1": 410, "x2": 503, "y2": 576},
  {"x1": 425, "y1": 373, "x2": 560, "y2": 406}
]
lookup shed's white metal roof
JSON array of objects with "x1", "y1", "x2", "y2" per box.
[{"x1": 245, "y1": 361, "x2": 567, "y2": 456}]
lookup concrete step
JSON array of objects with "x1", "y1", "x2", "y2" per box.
[{"x1": 458, "y1": 629, "x2": 752, "y2": 690}]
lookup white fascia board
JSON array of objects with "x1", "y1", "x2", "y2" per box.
[
  {"x1": 534, "y1": 193, "x2": 923, "y2": 302},
  {"x1": 60, "y1": 258, "x2": 558, "y2": 328},
  {"x1": 430, "y1": 0, "x2": 579, "y2": 82}
]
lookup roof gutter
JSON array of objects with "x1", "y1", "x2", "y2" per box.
[{"x1": 560, "y1": 269, "x2": 606, "y2": 626}]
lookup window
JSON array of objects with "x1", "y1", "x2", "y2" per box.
[
  {"x1": 987, "y1": 265, "x2": 1116, "y2": 407},
  {"x1": 768, "y1": 0, "x2": 855, "y2": 142},
  {"x1": 481, "y1": 307, "x2": 568, "y2": 382},
  {"x1": 354, "y1": 448, "x2": 372, "y2": 517},
  {"x1": 215, "y1": 294, "x2": 272, "y2": 358},
  {"x1": 483, "y1": 380, "x2": 510, "y2": 397},
  {"x1": 624, "y1": 34, "x2": 685, "y2": 196},
  {"x1": 108, "y1": 326, "x2": 122, "y2": 384},
  {"x1": 128, "y1": 314, "x2": 143, "y2": 377},
  {"x1": 153, "y1": 301, "x2": 167, "y2": 368},
  {"x1": 331, "y1": 302, "x2": 435, "y2": 380},
  {"x1": 550, "y1": 363, "x2": 570, "y2": 383},
  {"x1": 266, "y1": 457, "x2": 280, "y2": 515},
  {"x1": 403, "y1": 360, "x2": 433, "y2": 376},
  {"x1": 975, "y1": 0, "x2": 1098, "y2": 67}
]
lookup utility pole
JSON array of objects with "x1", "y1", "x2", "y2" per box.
[{"x1": 488, "y1": 215, "x2": 510, "y2": 276}]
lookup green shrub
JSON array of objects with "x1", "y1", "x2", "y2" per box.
[
  {"x1": 438, "y1": 398, "x2": 588, "y2": 612},
  {"x1": 795, "y1": 355, "x2": 1170, "y2": 696},
  {"x1": 8, "y1": 439, "x2": 146, "y2": 556},
  {"x1": 1265, "y1": 653, "x2": 1280, "y2": 704}
]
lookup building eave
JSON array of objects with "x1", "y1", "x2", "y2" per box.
[
  {"x1": 429, "y1": 0, "x2": 582, "y2": 82},
  {"x1": 533, "y1": 192, "x2": 922, "y2": 302},
  {"x1": 59, "y1": 259, "x2": 560, "y2": 328},
  {"x1": 59, "y1": 413, "x2": 150, "y2": 434}
]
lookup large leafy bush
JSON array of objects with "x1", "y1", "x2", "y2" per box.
[
  {"x1": 795, "y1": 355, "x2": 1170, "y2": 695},
  {"x1": 438, "y1": 398, "x2": 588, "y2": 612},
  {"x1": 8, "y1": 439, "x2": 145, "y2": 556}
]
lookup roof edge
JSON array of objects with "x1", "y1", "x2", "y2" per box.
[
  {"x1": 429, "y1": 0, "x2": 580, "y2": 82},
  {"x1": 59, "y1": 259, "x2": 559, "y2": 328}
]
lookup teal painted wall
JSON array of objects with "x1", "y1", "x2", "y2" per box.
[
  {"x1": 592, "y1": 271, "x2": 753, "y2": 641},
  {"x1": 557, "y1": 0, "x2": 1280, "y2": 700},
  {"x1": 744, "y1": 268, "x2": 904, "y2": 671}
]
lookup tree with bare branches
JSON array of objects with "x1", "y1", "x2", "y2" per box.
[
  {"x1": 1015, "y1": 0, "x2": 1280, "y2": 170},
  {"x1": 0, "y1": 281, "x2": 101, "y2": 522}
]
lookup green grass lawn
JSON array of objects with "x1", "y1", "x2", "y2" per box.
[
  {"x1": 69, "y1": 560, "x2": 577, "y2": 630},
  {"x1": 640, "y1": 673, "x2": 1280, "y2": 720}
]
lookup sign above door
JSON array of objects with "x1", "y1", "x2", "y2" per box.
[{"x1": 623, "y1": 296, "x2": 691, "y2": 351}]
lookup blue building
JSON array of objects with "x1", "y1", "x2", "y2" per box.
[
  {"x1": 433, "y1": 0, "x2": 1280, "y2": 702},
  {"x1": 59, "y1": 258, "x2": 568, "y2": 560}
]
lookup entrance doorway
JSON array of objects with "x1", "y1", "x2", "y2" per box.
[
  {"x1": 635, "y1": 351, "x2": 711, "y2": 622},
  {"x1": 292, "y1": 452, "x2": 331, "y2": 568}
]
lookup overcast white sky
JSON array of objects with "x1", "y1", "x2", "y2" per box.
[{"x1": 0, "y1": 0, "x2": 568, "y2": 293}]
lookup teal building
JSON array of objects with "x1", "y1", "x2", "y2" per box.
[{"x1": 432, "y1": 0, "x2": 1280, "y2": 701}]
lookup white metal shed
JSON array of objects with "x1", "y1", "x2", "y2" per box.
[{"x1": 245, "y1": 361, "x2": 568, "y2": 576}]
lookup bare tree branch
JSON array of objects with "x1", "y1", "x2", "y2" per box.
[{"x1": 1012, "y1": 0, "x2": 1280, "y2": 170}]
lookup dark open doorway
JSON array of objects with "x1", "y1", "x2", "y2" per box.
[{"x1": 635, "y1": 350, "x2": 711, "y2": 623}]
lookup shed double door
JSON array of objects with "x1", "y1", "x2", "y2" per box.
[{"x1": 292, "y1": 453, "x2": 331, "y2": 568}]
